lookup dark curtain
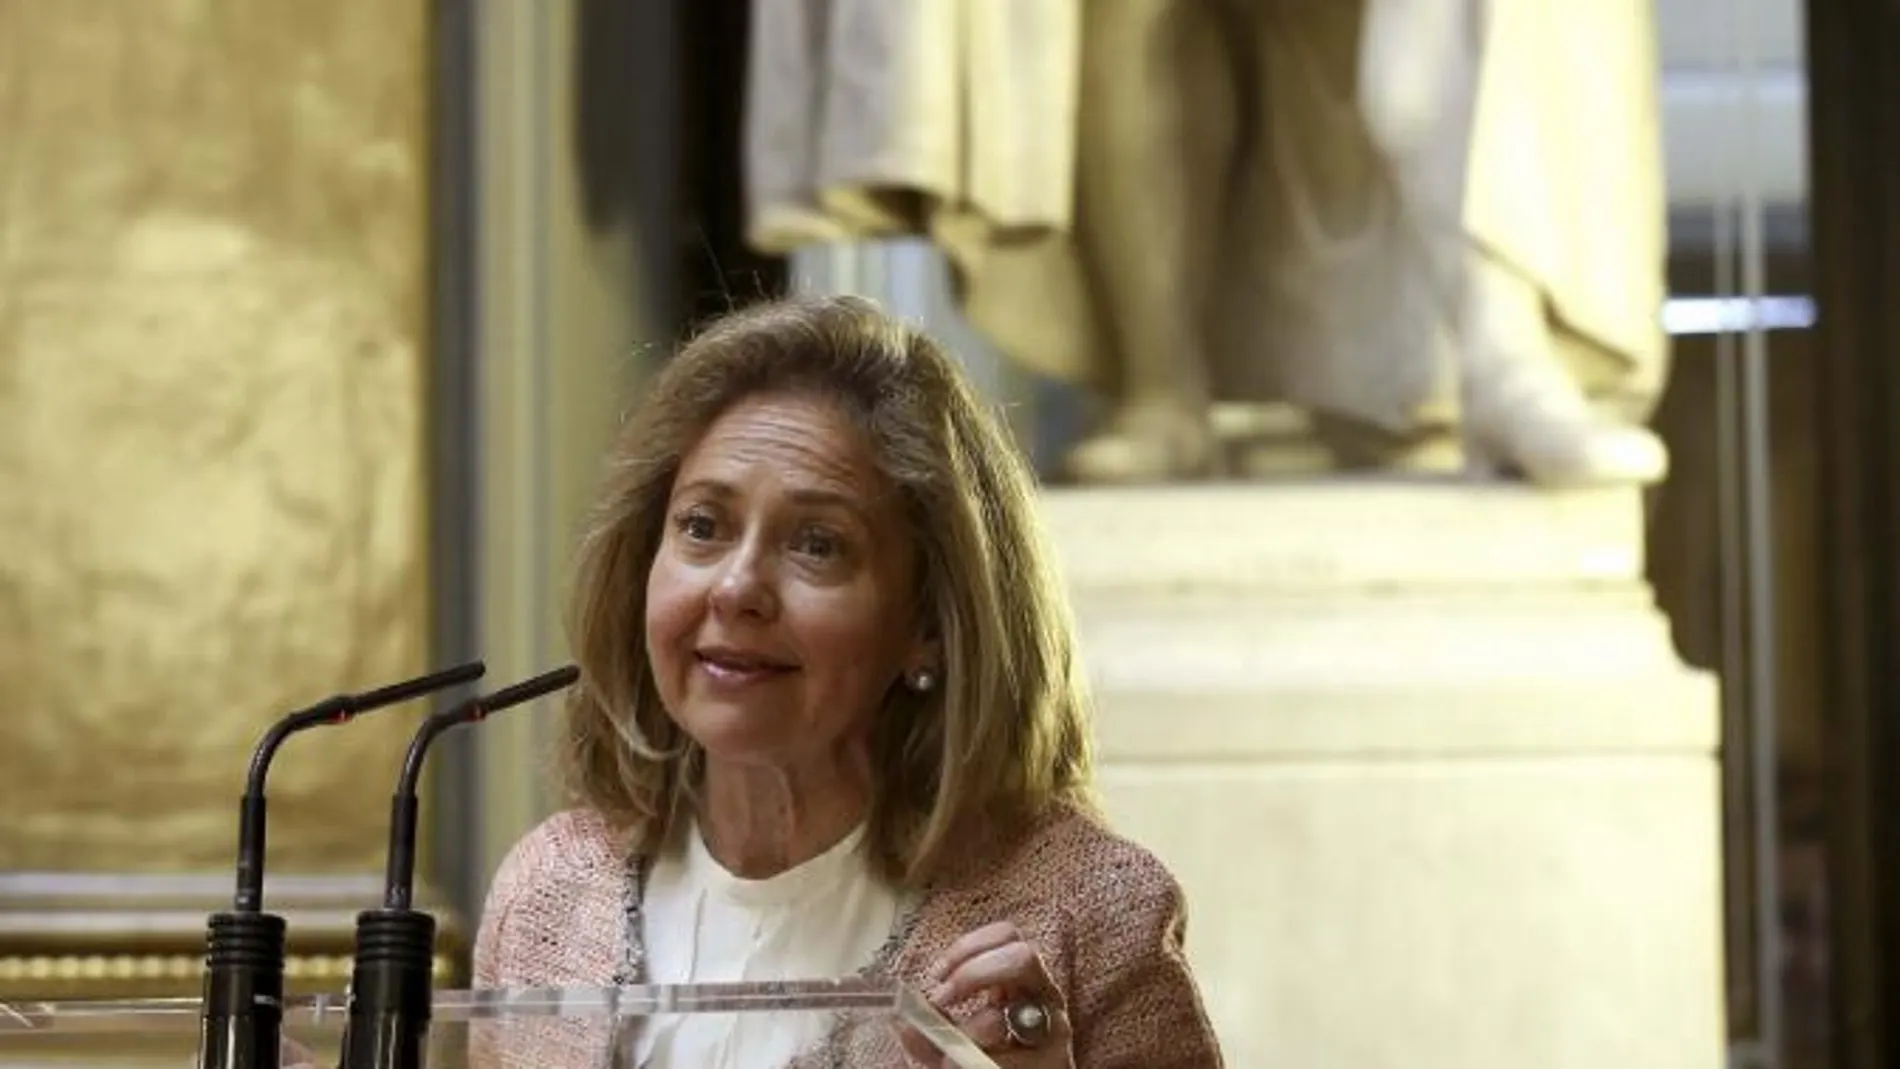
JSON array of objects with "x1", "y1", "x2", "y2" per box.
[
  {"x1": 1808, "y1": 1, "x2": 1900, "y2": 1066},
  {"x1": 573, "y1": 0, "x2": 785, "y2": 338}
]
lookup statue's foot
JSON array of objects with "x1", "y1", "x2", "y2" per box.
[
  {"x1": 1463, "y1": 359, "x2": 1668, "y2": 488},
  {"x1": 1060, "y1": 401, "x2": 1220, "y2": 484},
  {"x1": 1459, "y1": 253, "x2": 1669, "y2": 488},
  {"x1": 1468, "y1": 410, "x2": 1668, "y2": 487}
]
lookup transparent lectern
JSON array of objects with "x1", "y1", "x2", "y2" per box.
[{"x1": 0, "y1": 978, "x2": 1002, "y2": 1067}]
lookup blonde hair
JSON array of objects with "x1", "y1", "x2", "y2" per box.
[{"x1": 561, "y1": 294, "x2": 1095, "y2": 887}]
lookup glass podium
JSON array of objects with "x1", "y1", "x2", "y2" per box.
[{"x1": 0, "y1": 978, "x2": 1003, "y2": 1067}]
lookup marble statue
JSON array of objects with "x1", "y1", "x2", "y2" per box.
[{"x1": 743, "y1": 0, "x2": 1671, "y2": 489}]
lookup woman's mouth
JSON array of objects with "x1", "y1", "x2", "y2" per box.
[{"x1": 695, "y1": 648, "x2": 798, "y2": 685}]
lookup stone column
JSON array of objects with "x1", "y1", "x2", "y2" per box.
[
  {"x1": 1048, "y1": 482, "x2": 1726, "y2": 1068},
  {"x1": 0, "y1": 0, "x2": 433, "y2": 1003},
  {"x1": 459, "y1": 0, "x2": 671, "y2": 892}
]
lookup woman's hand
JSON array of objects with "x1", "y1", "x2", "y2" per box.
[{"x1": 905, "y1": 920, "x2": 1075, "y2": 1068}]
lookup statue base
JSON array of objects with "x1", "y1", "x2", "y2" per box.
[
  {"x1": 1211, "y1": 402, "x2": 1467, "y2": 480},
  {"x1": 1044, "y1": 479, "x2": 1725, "y2": 1068}
]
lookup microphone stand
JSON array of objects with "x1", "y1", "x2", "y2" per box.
[
  {"x1": 197, "y1": 662, "x2": 487, "y2": 1069},
  {"x1": 340, "y1": 665, "x2": 581, "y2": 1069}
]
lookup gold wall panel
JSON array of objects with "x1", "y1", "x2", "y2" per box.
[{"x1": 0, "y1": 0, "x2": 430, "y2": 883}]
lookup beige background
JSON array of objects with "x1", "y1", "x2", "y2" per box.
[{"x1": 0, "y1": 0, "x2": 430, "y2": 875}]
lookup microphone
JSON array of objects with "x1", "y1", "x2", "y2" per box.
[
  {"x1": 340, "y1": 664, "x2": 582, "y2": 1069},
  {"x1": 198, "y1": 661, "x2": 486, "y2": 1069}
]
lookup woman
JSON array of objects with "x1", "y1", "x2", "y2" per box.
[{"x1": 472, "y1": 295, "x2": 1222, "y2": 1067}]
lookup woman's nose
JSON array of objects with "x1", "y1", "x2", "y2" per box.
[{"x1": 709, "y1": 550, "x2": 777, "y2": 620}]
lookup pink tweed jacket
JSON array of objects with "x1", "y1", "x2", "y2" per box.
[{"x1": 468, "y1": 803, "x2": 1223, "y2": 1067}]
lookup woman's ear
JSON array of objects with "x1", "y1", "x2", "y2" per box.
[
  {"x1": 909, "y1": 634, "x2": 942, "y2": 672},
  {"x1": 901, "y1": 637, "x2": 944, "y2": 693}
]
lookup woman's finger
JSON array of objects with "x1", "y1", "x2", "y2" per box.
[
  {"x1": 934, "y1": 938, "x2": 1053, "y2": 1006},
  {"x1": 959, "y1": 1006, "x2": 1011, "y2": 1050},
  {"x1": 928, "y1": 920, "x2": 1022, "y2": 982},
  {"x1": 963, "y1": 1002, "x2": 1075, "y2": 1059}
]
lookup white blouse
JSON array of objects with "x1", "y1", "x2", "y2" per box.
[{"x1": 632, "y1": 822, "x2": 907, "y2": 1068}]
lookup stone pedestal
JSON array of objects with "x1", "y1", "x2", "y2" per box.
[{"x1": 1044, "y1": 480, "x2": 1725, "y2": 1068}]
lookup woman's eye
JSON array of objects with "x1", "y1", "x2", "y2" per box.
[
  {"x1": 677, "y1": 513, "x2": 717, "y2": 541},
  {"x1": 794, "y1": 528, "x2": 840, "y2": 559}
]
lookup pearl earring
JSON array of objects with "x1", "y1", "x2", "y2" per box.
[{"x1": 908, "y1": 668, "x2": 938, "y2": 693}]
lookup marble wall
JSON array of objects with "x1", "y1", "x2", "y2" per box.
[{"x1": 0, "y1": 1, "x2": 430, "y2": 876}]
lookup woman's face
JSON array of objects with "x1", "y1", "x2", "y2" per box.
[{"x1": 645, "y1": 392, "x2": 931, "y2": 768}]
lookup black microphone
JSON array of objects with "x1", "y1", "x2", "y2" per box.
[
  {"x1": 197, "y1": 662, "x2": 486, "y2": 1069},
  {"x1": 340, "y1": 664, "x2": 582, "y2": 1069}
]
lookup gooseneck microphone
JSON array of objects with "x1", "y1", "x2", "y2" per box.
[
  {"x1": 198, "y1": 661, "x2": 487, "y2": 1069},
  {"x1": 340, "y1": 664, "x2": 581, "y2": 1069}
]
